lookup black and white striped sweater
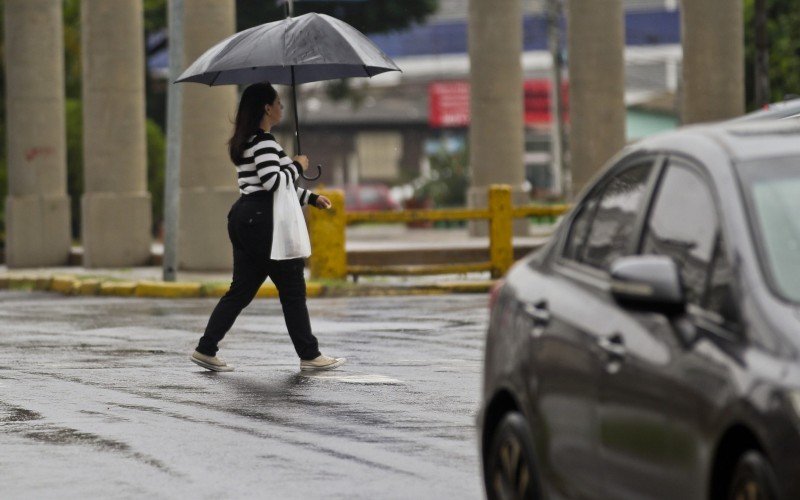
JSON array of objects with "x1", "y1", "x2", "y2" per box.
[{"x1": 235, "y1": 130, "x2": 318, "y2": 207}]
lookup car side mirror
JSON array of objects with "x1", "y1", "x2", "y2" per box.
[{"x1": 610, "y1": 255, "x2": 686, "y2": 315}]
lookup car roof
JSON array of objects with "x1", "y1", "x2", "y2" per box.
[
  {"x1": 633, "y1": 119, "x2": 800, "y2": 163},
  {"x1": 730, "y1": 98, "x2": 800, "y2": 122}
]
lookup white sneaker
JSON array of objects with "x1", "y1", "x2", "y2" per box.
[
  {"x1": 300, "y1": 355, "x2": 346, "y2": 371},
  {"x1": 190, "y1": 350, "x2": 234, "y2": 372}
]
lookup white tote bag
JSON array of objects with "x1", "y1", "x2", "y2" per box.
[{"x1": 270, "y1": 182, "x2": 312, "y2": 260}]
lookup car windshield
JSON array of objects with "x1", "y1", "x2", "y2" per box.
[{"x1": 738, "y1": 156, "x2": 800, "y2": 303}]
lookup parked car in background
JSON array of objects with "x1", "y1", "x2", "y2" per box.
[
  {"x1": 480, "y1": 119, "x2": 800, "y2": 500},
  {"x1": 336, "y1": 183, "x2": 400, "y2": 212}
]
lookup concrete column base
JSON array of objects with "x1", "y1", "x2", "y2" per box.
[
  {"x1": 178, "y1": 188, "x2": 239, "y2": 271},
  {"x1": 467, "y1": 186, "x2": 530, "y2": 237},
  {"x1": 81, "y1": 192, "x2": 152, "y2": 268},
  {"x1": 4, "y1": 195, "x2": 71, "y2": 268}
]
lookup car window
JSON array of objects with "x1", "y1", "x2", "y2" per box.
[
  {"x1": 344, "y1": 188, "x2": 357, "y2": 207},
  {"x1": 704, "y1": 232, "x2": 734, "y2": 317},
  {"x1": 562, "y1": 190, "x2": 601, "y2": 261},
  {"x1": 738, "y1": 157, "x2": 800, "y2": 303},
  {"x1": 360, "y1": 187, "x2": 382, "y2": 205},
  {"x1": 579, "y1": 163, "x2": 654, "y2": 270},
  {"x1": 642, "y1": 163, "x2": 720, "y2": 307}
]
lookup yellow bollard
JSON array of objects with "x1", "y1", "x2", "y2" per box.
[
  {"x1": 489, "y1": 185, "x2": 514, "y2": 278},
  {"x1": 308, "y1": 189, "x2": 347, "y2": 280}
]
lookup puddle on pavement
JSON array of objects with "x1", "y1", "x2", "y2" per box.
[
  {"x1": 96, "y1": 348, "x2": 170, "y2": 357},
  {"x1": 78, "y1": 409, "x2": 130, "y2": 423},
  {"x1": 0, "y1": 405, "x2": 43, "y2": 422},
  {"x1": 299, "y1": 372, "x2": 404, "y2": 385},
  {"x1": 20, "y1": 424, "x2": 176, "y2": 475},
  {"x1": 0, "y1": 400, "x2": 176, "y2": 476},
  {"x1": 154, "y1": 384, "x2": 210, "y2": 393},
  {"x1": 25, "y1": 427, "x2": 128, "y2": 450}
]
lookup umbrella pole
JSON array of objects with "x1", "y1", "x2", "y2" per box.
[
  {"x1": 291, "y1": 65, "x2": 322, "y2": 180},
  {"x1": 291, "y1": 66, "x2": 301, "y2": 155}
]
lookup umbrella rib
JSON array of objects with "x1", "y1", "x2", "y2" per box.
[
  {"x1": 208, "y1": 71, "x2": 222, "y2": 86},
  {"x1": 282, "y1": 16, "x2": 289, "y2": 69}
]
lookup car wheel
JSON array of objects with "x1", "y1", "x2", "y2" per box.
[
  {"x1": 727, "y1": 451, "x2": 779, "y2": 500},
  {"x1": 486, "y1": 412, "x2": 540, "y2": 500}
]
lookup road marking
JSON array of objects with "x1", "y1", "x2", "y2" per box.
[{"x1": 300, "y1": 372, "x2": 404, "y2": 385}]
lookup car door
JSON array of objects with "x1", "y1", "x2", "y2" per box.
[
  {"x1": 529, "y1": 157, "x2": 658, "y2": 499},
  {"x1": 599, "y1": 158, "x2": 741, "y2": 500}
]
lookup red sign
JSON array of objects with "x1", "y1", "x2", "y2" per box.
[
  {"x1": 524, "y1": 80, "x2": 570, "y2": 125},
  {"x1": 429, "y1": 81, "x2": 471, "y2": 128},
  {"x1": 428, "y1": 80, "x2": 569, "y2": 128}
]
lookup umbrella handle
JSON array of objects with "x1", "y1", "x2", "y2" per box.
[{"x1": 301, "y1": 164, "x2": 322, "y2": 181}]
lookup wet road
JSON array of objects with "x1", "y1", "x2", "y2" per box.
[{"x1": 0, "y1": 291, "x2": 488, "y2": 499}]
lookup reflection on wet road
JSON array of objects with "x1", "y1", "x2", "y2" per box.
[{"x1": 0, "y1": 291, "x2": 487, "y2": 499}]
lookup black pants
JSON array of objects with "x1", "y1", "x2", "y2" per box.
[{"x1": 196, "y1": 194, "x2": 321, "y2": 360}]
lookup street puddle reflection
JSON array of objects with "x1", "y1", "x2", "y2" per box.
[{"x1": 299, "y1": 372, "x2": 404, "y2": 385}]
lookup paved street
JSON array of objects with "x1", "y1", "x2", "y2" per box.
[{"x1": 0, "y1": 291, "x2": 488, "y2": 499}]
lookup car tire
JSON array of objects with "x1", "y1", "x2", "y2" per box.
[
  {"x1": 727, "y1": 450, "x2": 779, "y2": 500},
  {"x1": 485, "y1": 412, "x2": 541, "y2": 500}
]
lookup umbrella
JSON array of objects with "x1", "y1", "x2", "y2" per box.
[{"x1": 175, "y1": 12, "x2": 401, "y2": 180}]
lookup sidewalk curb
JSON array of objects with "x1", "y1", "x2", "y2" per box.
[
  {"x1": 0, "y1": 273, "x2": 493, "y2": 299},
  {"x1": 99, "y1": 281, "x2": 138, "y2": 297},
  {"x1": 51, "y1": 275, "x2": 79, "y2": 294},
  {"x1": 135, "y1": 281, "x2": 203, "y2": 298}
]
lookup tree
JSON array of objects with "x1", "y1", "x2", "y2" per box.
[
  {"x1": 744, "y1": 0, "x2": 800, "y2": 109},
  {"x1": 143, "y1": 0, "x2": 167, "y2": 33},
  {"x1": 64, "y1": 0, "x2": 81, "y2": 100},
  {"x1": 62, "y1": 0, "x2": 168, "y2": 101}
]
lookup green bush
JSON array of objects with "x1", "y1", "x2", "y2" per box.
[
  {"x1": 0, "y1": 161, "x2": 5, "y2": 250},
  {"x1": 66, "y1": 98, "x2": 83, "y2": 239},
  {"x1": 146, "y1": 119, "x2": 166, "y2": 234},
  {"x1": 416, "y1": 148, "x2": 470, "y2": 208},
  {"x1": 66, "y1": 98, "x2": 166, "y2": 238},
  {"x1": 0, "y1": 130, "x2": 6, "y2": 250}
]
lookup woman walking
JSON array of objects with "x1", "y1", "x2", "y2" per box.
[{"x1": 190, "y1": 82, "x2": 344, "y2": 373}]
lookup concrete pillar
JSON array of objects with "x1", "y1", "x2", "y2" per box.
[
  {"x1": 468, "y1": 0, "x2": 527, "y2": 236},
  {"x1": 3, "y1": 0, "x2": 71, "y2": 268},
  {"x1": 178, "y1": 0, "x2": 238, "y2": 271},
  {"x1": 81, "y1": 0, "x2": 152, "y2": 267},
  {"x1": 681, "y1": 0, "x2": 744, "y2": 124},
  {"x1": 567, "y1": 0, "x2": 626, "y2": 198}
]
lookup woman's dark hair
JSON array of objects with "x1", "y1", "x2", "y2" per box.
[{"x1": 228, "y1": 82, "x2": 278, "y2": 163}]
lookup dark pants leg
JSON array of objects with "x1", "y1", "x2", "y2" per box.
[
  {"x1": 196, "y1": 198, "x2": 269, "y2": 356},
  {"x1": 196, "y1": 197, "x2": 320, "y2": 360},
  {"x1": 196, "y1": 246, "x2": 267, "y2": 356},
  {"x1": 269, "y1": 258, "x2": 320, "y2": 361}
]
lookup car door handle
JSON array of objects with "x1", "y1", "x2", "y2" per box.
[
  {"x1": 597, "y1": 333, "x2": 627, "y2": 360},
  {"x1": 524, "y1": 300, "x2": 551, "y2": 327}
]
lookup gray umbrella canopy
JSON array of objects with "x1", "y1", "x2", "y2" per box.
[{"x1": 175, "y1": 12, "x2": 400, "y2": 86}]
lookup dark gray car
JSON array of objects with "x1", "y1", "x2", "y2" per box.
[
  {"x1": 731, "y1": 98, "x2": 800, "y2": 123},
  {"x1": 479, "y1": 120, "x2": 800, "y2": 500}
]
